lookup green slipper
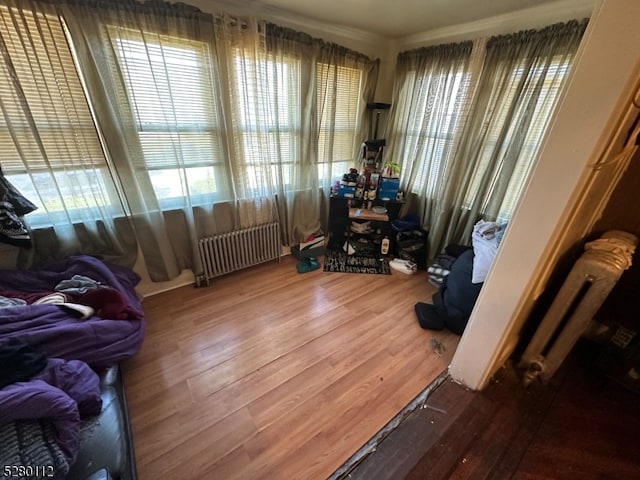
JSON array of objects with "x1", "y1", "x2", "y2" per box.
[
  {"x1": 308, "y1": 257, "x2": 320, "y2": 271},
  {"x1": 296, "y1": 258, "x2": 312, "y2": 273}
]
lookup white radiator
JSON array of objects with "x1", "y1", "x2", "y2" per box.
[
  {"x1": 196, "y1": 222, "x2": 281, "y2": 286},
  {"x1": 519, "y1": 230, "x2": 637, "y2": 385}
]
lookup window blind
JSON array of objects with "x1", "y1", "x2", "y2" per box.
[
  {"x1": 110, "y1": 28, "x2": 224, "y2": 170},
  {"x1": 406, "y1": 69, "x2": 471, "y2": 199},
  {"x1": 0, "y1": 5, "x2": 107, "y2": 173},
  {"x1": 465, "y1": 59, "x2": 572, "y2": 219},
  {"x1": 316, "y1": 62, "x2": 362, "y2": 182}
]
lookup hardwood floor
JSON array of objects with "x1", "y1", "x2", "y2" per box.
[
  {"x1": 346, "y1": 340, "x2": 640, "y2": 479},
  {"x1": 122, "y1": 255, "x2": 459, "y2": 479}
]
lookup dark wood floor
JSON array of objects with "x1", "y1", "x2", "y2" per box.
[{"x1": 341, "y1": 340, "x2": 640, "y2": 480}]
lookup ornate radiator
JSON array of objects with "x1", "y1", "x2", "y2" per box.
[
  {"x1": 519, "y1": 230, "x2": 637, "y2": 385},
  {"x1": 196, "y1": 223, "x2": 281, "y2": 286}
]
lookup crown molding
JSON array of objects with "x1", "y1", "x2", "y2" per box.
[
  {"x1": 189, "y1": 0, "x2": 385, "y2": 56},
  {"x1": 184, "y1": 0, "x2": 596, "y2": 59},
  {"x1": 398, "y1": 0, "x2": 597, "y2": 51}
]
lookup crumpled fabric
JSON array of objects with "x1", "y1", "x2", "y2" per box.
[{"x1": 54, "y1": 275, "x2": 104, "y2": 296}]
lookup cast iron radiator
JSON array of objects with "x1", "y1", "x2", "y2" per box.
[
  {"x1": 519, "y1": 230, "x2": 637, "y2": 385},
  {"x1": 196, "y1": 222, "x2": 281, "y2": 286}
]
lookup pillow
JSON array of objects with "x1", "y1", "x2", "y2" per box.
[{"x1": 471, "y1": 220, "x2": 499, "y2": 284}]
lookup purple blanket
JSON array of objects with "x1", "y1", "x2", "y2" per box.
[
  {"x1": 0, "y1": 256, "x2": 145, "y2": 473},
  {"x1": 0, "y1": 358, "x2": 101, "y2": 476},
  {"x1": 0, "y1": 255, "x2": 145, "y2": 368}
]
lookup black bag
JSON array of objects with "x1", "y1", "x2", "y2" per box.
[{"x1": 396, "y1": 229, "x2": 428, "y2": 269}]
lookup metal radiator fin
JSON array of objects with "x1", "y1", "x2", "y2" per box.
[
  {"x1": 519, "y1": 230, "x2": 637, "y2": 385},
  {"x1": 197, "y1": 223, "x2": 281, "y2": 286}
]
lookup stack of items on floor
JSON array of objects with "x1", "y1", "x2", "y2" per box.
[
  {"x1": 416, "y1": 220, "x2": 507, "y2": 335},
  {"x1": 389, "y1": 258, "x2": 418, "y2": 275},
  {"x1": 388, "y1": 214, "x2": 429, "y2": 275}
]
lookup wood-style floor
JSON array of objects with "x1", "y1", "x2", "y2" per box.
[
  {"x1": 346, "y1": 340, "x2": 640, "y2": 480},
  {"x1": 122, "y1": 255, "x2": 459, "y2": 479}
]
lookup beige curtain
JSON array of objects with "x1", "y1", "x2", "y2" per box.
[
  {"x1": 213, "y1": 20, "x2": 321, "y2": 245},
  {"x1": 57, "y1": 0, "x2": 224, "y2": 281},
  {"x1": 385, "y1": 40, "x2": 482, "y2": 256},
  {"x1": 1, "y1": 0, "x2": 379, "y2": 278},
  {"x1": 59, "y1": 0, "x2": 286, "y2": 281},
  {"x1": 57, "y1": 1, "x2": 378, "y2": 278},
  {"x1": 389, "y1": 19, "x2": 587, "y2": 258},
  {"x1": 437, "y1": 20, "x2": 588, "y2": 250},
  {"x1": 0, "y1": 0, "x2": 136, "y2": 269},
  {"x1": 314, "y1": 36, "x2": 379, "y2": 230},
  {"x1": 222, "y1": 22, "x2": 378, "y2": 244}
]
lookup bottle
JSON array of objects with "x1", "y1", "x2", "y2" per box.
[{"x1": 381, "y1": 236, "x2": 390, "y2": 255}]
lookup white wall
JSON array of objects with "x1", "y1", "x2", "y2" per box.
[{"x1": 449, "y1": 0, "x2": 640, "y2": 390}]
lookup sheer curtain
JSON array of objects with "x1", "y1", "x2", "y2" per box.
[
  {"x1": 215, "y1": 21, "x2": 320, "y2": 245},
  {"x1": 0, "y1": 0, "x2": 136, "y2": 269},
  {"x1": 385, "y1": 41, "x2": 483, "y2": 256},
  {"x1": 220, "y1": 22, "x2": 378, "y2": 244},
  {"x1": 439, "y1": 20, "x2": 588, "y2": 248},
  {"x1": 58, "y1": 0, "x2": 236, "y2": 281},
  {"x1": 56, "y1": 1, "x2": 377, "y2": 279},
  {"x1": 389, "y1": 20, "x2": 587, "y2": 257},
  {"x1": 315, "y1": 40, "x2": 379, "y2": 195}
]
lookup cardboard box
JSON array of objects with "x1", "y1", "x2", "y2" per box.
[
  {"x1": 378, "y1": 178, "x2": 400, "y2": 200},
  {"x1": 338, "y1": 186, "x2": 356, "y2": 197}
]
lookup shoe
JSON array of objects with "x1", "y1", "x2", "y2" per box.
[
  {"x1": 308, "y1": 257, "x2": 320, "y2": 271},
  {"x1": 297, "y1": 257, "x2": 320, "y2": 273},
  {"x1": 389, "y1": 258, "x2": 417, "y2": 275},
  {"x1": 297, "y1": 258, "x2": 311, "y2": 273}
]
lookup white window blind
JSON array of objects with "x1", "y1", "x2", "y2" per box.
[
  {"x1": 0, "y1": 5, "x2": 118, "y2": 220},
  {"x1": 232, "y1": 51, "x2": 300, "y2": 196},
  {"x1": 464, "y1": 60, "x2": 570, "y2": 220},
  {"x1": 316, "y1": 63, "x2": 363, "y2": 183},
  {"x1": 109, "y1": 28, "x2": 230, "y2": 205},
  {"x1": 405, "y1": 69, "x2": 471, "y2": 199}
]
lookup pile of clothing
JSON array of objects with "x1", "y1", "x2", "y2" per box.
[
  {"x1": 0, "y1": 166, "x2": 37, "y2": 249},
  {"x1": 418, "y1": 220, "x2": 507, "y2": 335}
]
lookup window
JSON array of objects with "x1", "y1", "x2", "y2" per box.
[
  {"x1": 403, "y1": 69, "x2": 471, "y2": 199},
  {"x1": 110, "y1": 28, "x2": 230, "y2": 208},
  {"x1": 0, "y1": 5, "x2": 121, "y2": 226},
  {"x1": 316, "y1": 63, "x2": 363, "y2": 184},
  {"x1": 463, "y1": 60, "x2": 571, "y2": 221},
  {"x1": 232, "y1": 51, "x2": 300, "y2": 197}
]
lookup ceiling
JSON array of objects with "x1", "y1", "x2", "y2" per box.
[{"x1": 240, "y1": 0, "x2": 581, "y2": 38}]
